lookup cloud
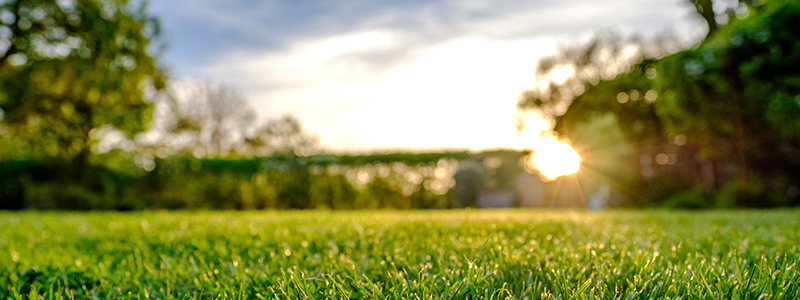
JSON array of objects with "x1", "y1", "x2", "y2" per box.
[
  {"x1": 205, "y1": 30, "x2": 557, "y2": 151},
  {"x1": 153, "y1": 0, "x2": 701, "y2": 151}
]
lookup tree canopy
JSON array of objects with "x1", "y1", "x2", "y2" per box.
[
  {"x1": 517, "y1": 0, "x2": 800, "y2": 207},
  {"x1": 0, "y1": 0, "x2": 164, "y2": 169}
]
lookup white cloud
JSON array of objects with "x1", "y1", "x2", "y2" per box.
[
  {"x1": 189, "y1": 0, "x2": 699, "y2": 151},
  {"x1": 206, "y1": 31, "x2": 559, "y2": 151}
]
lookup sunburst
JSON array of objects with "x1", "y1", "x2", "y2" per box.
[{"x1": 530, "y1": 138, "x2": 581, "y2": 181}]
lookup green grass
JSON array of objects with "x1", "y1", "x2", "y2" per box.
[{"x1": 1, "y1": 209, "x2": 799, "y2": 299}]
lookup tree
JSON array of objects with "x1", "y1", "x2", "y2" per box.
[
  {"x1": 689, "y1": 0, "x2": 764, "y2": 39},
  {"x1": 516, "y1": 0, "x2": 762, "y2": 130},
  {"x1": 0, "y1": 0, "x2": 164, "y2": 180},
  {"x1": 154, "y1": 80, "x2": 317, "y2": 158},
  {"x1": 161, "y1": 80, "x2": 256, "y2": 157},
  {"x1": 241, "y1": 115, "x2": 318, "y2": 157},
  {"x1": 653, "y1": 0, "x2": 800, "y2": 205},
  {"x1": 515, "y1": 30, "x2": 688, "y2": 131},
  {"x1": 516, "y1": 0, "x2": 800, "y2": 206}
]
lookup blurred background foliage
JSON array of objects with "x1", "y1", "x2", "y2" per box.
[
  {"x1": 2, "y1": 0, "x2": 800, "y2": 210},
  {"x1": 0, "y1": 0, "x2": 164, "y2": 177},
  {"x1": 0, "y1": 149, "x2": 532, "y2": 210},
  {"x1": 517, "y1": 0, "x2": 800, "y2": 208}
]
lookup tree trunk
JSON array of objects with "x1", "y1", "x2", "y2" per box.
[
  {"x1": 725, "y1": 48, "x2": 748, "y2": 206},
  {"x1": 692, "y1": 0, "x2": 719, "y2": 39}
]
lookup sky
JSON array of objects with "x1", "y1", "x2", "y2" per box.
[{"x1": 146, "y1": 0, "x2": 705, "y2": 152}]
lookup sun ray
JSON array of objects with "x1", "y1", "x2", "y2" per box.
[
  {"x1": 570, "y1": 173, "x2": 589, "y2": 207},
  {"x1": 578, "y1": 164, "x2": 643, "y2": 201}
]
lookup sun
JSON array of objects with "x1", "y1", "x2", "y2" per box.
[{"x1": 530, "y1": 138, "x2": 581, "y2": 181}]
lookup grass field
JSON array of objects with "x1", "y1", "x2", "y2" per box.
[{"x1": 2, "y1": 209, "x2": 799, "y2": 299}]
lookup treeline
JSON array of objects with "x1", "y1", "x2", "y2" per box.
[{"x1": 0, "y1": 150, "x2": 531, "y2": 210}]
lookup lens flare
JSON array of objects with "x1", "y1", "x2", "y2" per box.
[{"x1": 530, "y1": 138, "x2": 581, "y2": 181}]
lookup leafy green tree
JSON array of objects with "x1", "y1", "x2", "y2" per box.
[
  {"x1": 0, "y1": 0, "x2": 164, "y2": 180},
  {"x1": 518, "y1": 0, "x2": 800, "y2": 207},
  {"x1": 654, "y1": 0, "x2": 800, "y2": 205}
]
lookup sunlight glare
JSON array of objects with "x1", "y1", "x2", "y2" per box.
[
  {"x1": 548, "y1": 66, "x2": 574, "y2": 84},
  {"x1": 530, "y1": 137, "x2": 581, "y2": 181}
]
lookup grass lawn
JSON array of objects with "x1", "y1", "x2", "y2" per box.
[{"x1": 1, "y1": 209, "x2": 799, "y2": 299}]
